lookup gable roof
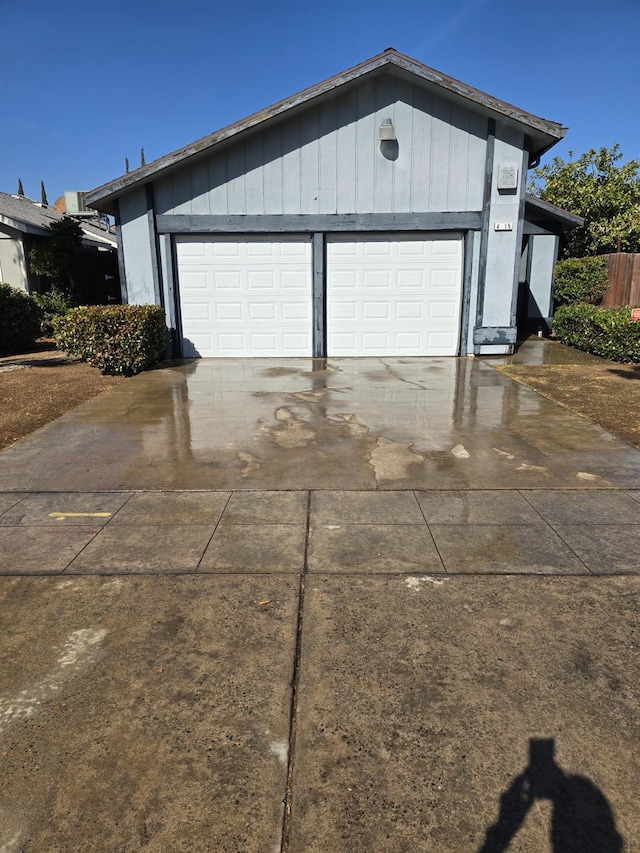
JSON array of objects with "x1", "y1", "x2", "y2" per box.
[
  {"x1": 0, "y1": 192, "x2": 117, "y2": 248},
  {"x1": 86, "y1": 49, "x2": 567, "y2": 213}
]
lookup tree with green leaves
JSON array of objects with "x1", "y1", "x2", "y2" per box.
[
  {"x1": 40, "y1": 180, "x2": 48, "y2": 206},
  {"x1": 528, "y1": 145, "x2": 640, "y2": 258},
  {"x1": 28, "y1": 217, "x2": 84, "y2": 288},
  {"x1": 17, "y1": 178, "x2": 24, "y2": 196}
]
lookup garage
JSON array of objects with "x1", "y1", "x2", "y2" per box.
[
  {"x1": 176, "y1": 232, "x2": 463, "y2": 358},
  {"x1": 176, "y1": 235, "x2": 312, "y2": 357},
  {"x1": 326, "y1": 233, "x2": 463, "y2": 356},
  {"x1": 87, "y1": 49, "x2": 573, "y2": 358}
]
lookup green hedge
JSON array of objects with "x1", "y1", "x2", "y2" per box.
[
  {"x1": 0, "y1": 283, "x2": 42, "y2": 354},
  {"x1": 553, "y1": 256, "x2": 609, "y2": 307},
  {"x1": 32, "y1": 286, "x2": 76, "y2": 337},
  {"x1": 553, "y1": 304, "x2": 640, "y2": 362},
  {"x1": 53, "y1": 304, "x2": 166, "y2": 375}
]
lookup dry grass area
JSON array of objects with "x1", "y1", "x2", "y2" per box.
[
  {"x1": 0, "y1": 342, "x2": 125, "y2": 450},
  {"x1": 495, "y1": 361, "x2": 640, "y2": 448}
]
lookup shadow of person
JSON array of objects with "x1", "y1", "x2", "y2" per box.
[{"x1": 478, "y1": 738, "x2": 623, "y2": 852}]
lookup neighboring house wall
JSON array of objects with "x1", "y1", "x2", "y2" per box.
[{"x1": 0, "y1": 226, "x2": 28, "y2": 291}]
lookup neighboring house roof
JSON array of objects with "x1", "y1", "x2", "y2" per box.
[
  {"x1": 0, "y1": 192, "x2": 63, "y2": 236},
  {"x1": 525, "y1": 194, "x2": 584, "y2": 230},
  {"x1": 86, "y1": 48, "x2": 567, "y2": 212},
  {"x1": 0, "y1": 192, "x2": 116, "y2": 248}
]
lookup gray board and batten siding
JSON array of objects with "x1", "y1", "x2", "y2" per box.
[
  {"x1": 153, "y1": 75, "x2": 487, "y2": 217},
  {"x1": 95, "y1": 50, "x2": 568, "y2": 358}
]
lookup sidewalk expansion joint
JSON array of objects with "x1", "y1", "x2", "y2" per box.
[{"x1": 280, "y1": 492, "x2": 311, "y2": 852}]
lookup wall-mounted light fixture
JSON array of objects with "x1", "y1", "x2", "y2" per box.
[
  {"x1": 379, "y1": 118, "x2": 396, "y2": 141},
  {"x1": 379, "y1": 118, "x2": 399, "y2": 161}
]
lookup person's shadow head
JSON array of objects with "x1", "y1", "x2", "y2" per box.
[{"x1": 479, "y1": 738, "x2": 623, "y2": 852}]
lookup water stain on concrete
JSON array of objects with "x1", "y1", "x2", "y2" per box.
[
  {"x1": 0, "y1": 628, "x2": 108, "y2": 731},
  {"x1": 369, "y1": 437, "x2": 425, "y2": 484},
  {"x1": 238, "y1": 451, "x2": 261, "y2": 477},
  {"x1": 292, "y1": 390, "x2": 328, "y2": 403},
  {"x1": 262, "y1": 408, "x2": 316, "y2": 449},
  {"x1": 327, "y1": 413, "x2": 370, "y2": 438}
]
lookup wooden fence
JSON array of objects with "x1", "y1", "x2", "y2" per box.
[{"x1": 602, "y1": 253, "x2": 640, "y2": 307}]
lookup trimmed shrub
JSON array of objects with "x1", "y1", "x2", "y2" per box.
[
  {"x1": 553, "y1": 256, "x2": 609, "y2": 307},
  {"x1": 553, "y1": 303, "x2": 640, "y2": 363},
  {"x1": 53, "y1": 304, "x2": 166, "y2": 375},
  {"x1": 32, "y1": 285, "x2": 76, "y2": 336},
  {"x1": 0, "y1": 283, "x2": 42, "y2": 354}
]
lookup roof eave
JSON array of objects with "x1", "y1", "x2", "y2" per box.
[
  {"x1": 0, "y1": 213, "x2": 50, "y2": 236},
  {"x1": 525, "y1": 194, "x2": 584, "y2": 229}
]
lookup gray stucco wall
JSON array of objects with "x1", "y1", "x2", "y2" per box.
[
  {"x1": 527, "y1": 233, "x2": 559, "y2": 325},
  {"x1": 475, "y1": 122, "x2": 527, "y2": 354},
  {"x1": 0, "y1": 227, "x2": 28, "y2": 291},
  {"x1": 117, "y1": 188, "x2": 157, "y2": 305}
]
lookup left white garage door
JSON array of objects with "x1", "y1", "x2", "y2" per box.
[{"x1": 175, "y1": 235, "x2": 312, "y2": 357}]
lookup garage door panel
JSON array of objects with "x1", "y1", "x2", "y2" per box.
[
  {"x1": 327, "y1": 233, "x2": 462, "y2": 357},
  {"x1": 180, "y1": 270, "x2": 209, "y2": 290},
  {"x1": 283, "y1": 333, "x2": 309, "y2": 348},
  {"x1": 428, "y1": 331, "x2": 458, "y2": 350},
  {"x1": 214, "y1": 271, "x2": 242, "y2": 290},
  {"x1": 396, "y1": 332, "x2": 422, "y2": 348},
  {"x1": 363, "y1": 302, "x2": 390, "y2": 319},
  {"x1": 281, "y1": 271, "x2": 309, "y2": 289},
  {"x1": 430, "y1": 269, "x2": 460, "y2": 288},
  {"x1": 330, "y1": 302, "x2": 357, "y2": 319},
  {"x1": 428, "y1": 301, "x2": 458, "y2": 320},
  {"x1": 215, "y1": 303, "x2": 243, "y2": 321},
  {"x1": 177, "y1": 236, "x2": 312, "y2": 357},
  {"x1": 246, "y1": 271, "x2": 276, "y2": 289},
  {"x1": 396, "y1": 302, "x2": 424, "y2": 319},
  {"x1": 180, "y1": 242, "x2": 206, "y2": 258},
  {"x1": 218, "y1": 334, "x2": 245, "y2": 351},
  {"x1": 248, "y1": 303, "x2": 275, "y2": 320},
  {"x1": 397, "y1": 270, "x2": 425, "y2": 288},
  {"x1": 183, "y1": 302, "x2": 211, "y2": 321},
  {"x1": 282, "y1": 303, "x2": 309, "y2": 320}
]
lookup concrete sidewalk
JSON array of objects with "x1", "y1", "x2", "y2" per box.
[
  {"x1": 0, "y1": 348, "x2": 638, "y2": 850},
  {"x1": 1, "y1": 488, "x2": 640, "y2": 576}
]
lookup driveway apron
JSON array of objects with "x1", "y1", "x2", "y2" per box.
[{"x1": 0, "y1": 350, "x2": 638, "y2": 851}]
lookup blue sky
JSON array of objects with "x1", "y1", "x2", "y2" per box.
[{"x1": 2, "y1": 0, "x2": 638, "y2": 203}]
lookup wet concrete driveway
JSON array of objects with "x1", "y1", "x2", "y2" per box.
[
  {"x1": 0, "y1": 354, "x2": 638, "y2": 491},
  {"x1": 1, "y1": 349, "x2": 639, "y2": 851}
]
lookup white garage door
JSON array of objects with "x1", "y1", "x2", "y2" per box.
[
  {"x1": 327, "y1": 233, "x2": 463, "y2": 356},
  {"x1": 176, "y1": 235, "x2": 312, "y2": 357}
]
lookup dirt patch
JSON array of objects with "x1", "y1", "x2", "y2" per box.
[
  {"x1": 0, "y1": 342, "x2": 125, "y2": 450},
  {"x1": 495, "y1": 362, "x2": 640, "y2": 448}
]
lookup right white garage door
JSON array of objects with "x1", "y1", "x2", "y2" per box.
[{"x1": 326, "y1": 233, "x2": 463, "y2": 356}]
